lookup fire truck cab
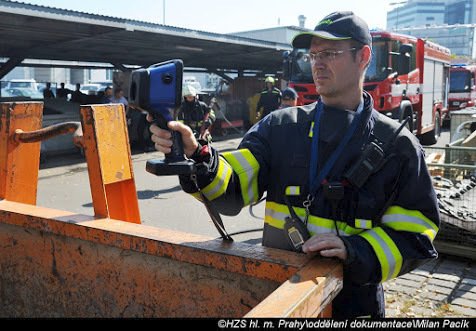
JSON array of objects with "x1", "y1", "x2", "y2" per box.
[
  {"x1": 448, "y1": 64, "x2": 476, "y2": 116},
  {"x1": 365, "y1": 31, "x2": 451, "y2": 145}
]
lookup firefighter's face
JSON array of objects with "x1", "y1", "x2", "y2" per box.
[
  {"x1": 309, "y1": 37, "x2": 368, "y2": 101},
  {"x1": 185, "y1": 95, "x2": 195, "y2": 102},
  {"x1": 281, "y1": 98, "x2": 297, "y2": 108}
]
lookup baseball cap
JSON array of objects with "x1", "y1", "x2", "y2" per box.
[
  {"x1": 282, "y1": 87, "x2": 298, "y2": 100},
  {"x1": 292, "y1": 11, "x2": 371, "y2": 49}
]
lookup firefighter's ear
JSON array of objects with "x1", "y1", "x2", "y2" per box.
[{"x1": 360, "y1": 45, "x2": 372, "y2": 70}]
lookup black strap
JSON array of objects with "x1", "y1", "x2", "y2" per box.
[
  {"x1": 369, "y1": 116, "x2": 410, "y2": 224},
  {"x1": 372, "y1": 115, "x2": 410, "y2": 152},
  {"x1": 373, "y1": 165, "x2": 403, "y2": 224},
  {"x1": 191, "y1": 174, "x2": 233, "y2": 241}
]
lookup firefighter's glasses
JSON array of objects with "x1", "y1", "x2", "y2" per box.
[{"x1": 306, "y1": 48, "x2": 357, "y2": 62}]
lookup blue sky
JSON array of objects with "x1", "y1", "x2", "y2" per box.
[{"x1": 20, "y1": 0, "x2": 397, "y2": 33}]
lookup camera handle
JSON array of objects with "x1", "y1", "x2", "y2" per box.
[
  {"x1": 153, "y1": 113, "x2": 187, "y2": 162},
  {"x1": 145, "y1": 113, "x2": 196, "y2": 176}
]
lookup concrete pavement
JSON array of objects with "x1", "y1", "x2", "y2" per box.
[{"x1": 384, "y1": 255, "x2": 476, "y2": 317}]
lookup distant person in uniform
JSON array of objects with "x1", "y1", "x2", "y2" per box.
[
  {"x1": 176, "y1": 84, "x2": 215, "y2": 142},
  {"x1": 256, "y1": 76, "x2": 281, "y2": 119},
  {"x1": 56, "y1": 82, "x2": 71, "y2": 99},
  {"x1": 101, "y1": 86, "x2": 113, "y2": 104},
  {"x1": 43, "y1": 82, "x2": 55, "y2": 99},
  {"x1": 56, "y1": 83, "x2": 72, "y2": 99},
  {"x1": 110, "y1": 87, "x2": 129, "y2": 109},
  {"x1": 70, "y1": 83, "x2": 85, "y2": 104},
  {"x1": 279, "y1": 87, "x2": 298, "y2": 108}
]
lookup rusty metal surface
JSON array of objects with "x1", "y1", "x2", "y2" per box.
[
  {"x1": 0, "y1": 200, "x2": 312, "y2": 284},
  {"x1": 0, "y1": 221, "x2": 279, "y2": 317},
  {"x1": 0, "y1": 200, "x2": 342, "y2": 317},
  {"x1": 0, "y1": 201, "x2": 342, "y2": 317},
  {"x1": 13, "y1": 121, "x2": 82, "y2": 144},
  {"x1": 0, "y1": 102, "x2": 42, "y2": 204}
]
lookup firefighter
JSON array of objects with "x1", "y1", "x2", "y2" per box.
[
  {"x1": 149, "y1": 11, "x2": 439, "y2": 318},
  {"x1": 279, "y1": 87, "x2": 298, "y2": 108},
  {"x1": 176, "y1": 84, "x2": 215, "y2": 142},
  {"x1": 256, "y1": 76, "x2": 282, "y2": 119}
]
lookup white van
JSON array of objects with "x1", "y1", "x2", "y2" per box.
[{"x1": 5, "y1": 79, "x2": 39, "y2": 91}]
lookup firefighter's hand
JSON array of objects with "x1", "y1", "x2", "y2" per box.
[
  {"x1": 302, "y1": 233, "x2": 347, "y2": 261},
  {"x1": 147, "y1": 115, "x2": 198, "y2": 158}
]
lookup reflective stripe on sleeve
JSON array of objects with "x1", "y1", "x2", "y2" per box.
[
  {"x1": 359, "y1": 227, "x2": 403, "y2": 282},
  {"x1": 199, "y1": 156, "x2": 233, "y2": 201},
  {"x1": 355, "y1": 219, "x2": 373, "y2": 229},
  {"x1": 382, "y1": 205, "x2": 439, "y2": 241},
  {"x1": 222, "y1": 149, "x2": 260, "y2": 206}
]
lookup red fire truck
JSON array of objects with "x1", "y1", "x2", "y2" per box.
[
  {"x1": 282, "y1": 31, "x2": 451, "y2": 145},
  {"x1": 448, "y1": 64, "x2": 476, "y2": 116}
]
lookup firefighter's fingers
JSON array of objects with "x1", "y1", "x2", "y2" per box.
[
  {"x1": 167, "y1": 121, "x2": 193, "y2": 136},
  {"x1": 302, "y1": 234, "x2": 347, "y2": 261},
  {"x1": 146, "y1": 114, "x2": 153, "y2": 123},
  {"x1": 150, "y1": 134, "x2": 173, "y2": 147},
  {"x1": 167, "y1": 121, "x2": 199, "y2": 158},
  {"x1": 150, "y1": 134, "x2": 173, "y2": 154},
  {"x1": 302, "y1": 237, "x2": 334, "y2": 252},
  {"x1": 149, "y1": 121, "x2": 198, "y2": 157},
  {"x1": 153, "y1": 142, "x2": 171, "y2": 154},
  {"x1": 319, "y1": 247, "x2": 346, "y2": 260},
  {"x1": 150, "y1": 123, "x2": 172, "y2": 139}
]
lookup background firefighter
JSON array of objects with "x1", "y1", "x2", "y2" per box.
[
  {"x1": 256, "y1": 76, "x2": 282, "y2": 120},
  {"x1": 176, "y1": 84, "x2": 215, "y2": 142}
]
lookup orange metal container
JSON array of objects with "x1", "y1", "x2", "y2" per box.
[{"x1": 0, "y1": 102, "x2": 342, "y2": 317}]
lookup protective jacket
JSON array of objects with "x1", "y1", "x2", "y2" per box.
[
  {"x1": 180, "y1": 92, "x2": 440, "y2": 318},
  {"x1": 256, "y1": 87, "x2": 282, "y2": 118},
  {"x1": 177, "y1": 99, "x2": 215, "y2": 132}
]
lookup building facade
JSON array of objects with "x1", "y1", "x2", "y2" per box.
[
  {"x1": 397, "y1": 24, "x2": 476, "y2": 59},
  {"x1": 446, "y1": 0, "x2": 475, "y2": 25},
  {"x1": 387, "y1": 0, "x2": 446, "y2": 30},
  {"x1": 387, "y1": 0, "x2": 476, "y2": 60},
  {"x1": 387, "y1": 0, "x2": 475, "y2": 30}
]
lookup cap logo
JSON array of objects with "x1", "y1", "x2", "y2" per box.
[{"x1": 318, "y1": 19, "x2": 333, "y2": 26}]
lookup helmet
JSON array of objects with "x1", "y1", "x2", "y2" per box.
[
  {"x1": 265, "y1": 76, "x2": 275, "y2": 84},
  {"x1": 182, "y1": 84, "x2": 197, "y2": 97}
]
